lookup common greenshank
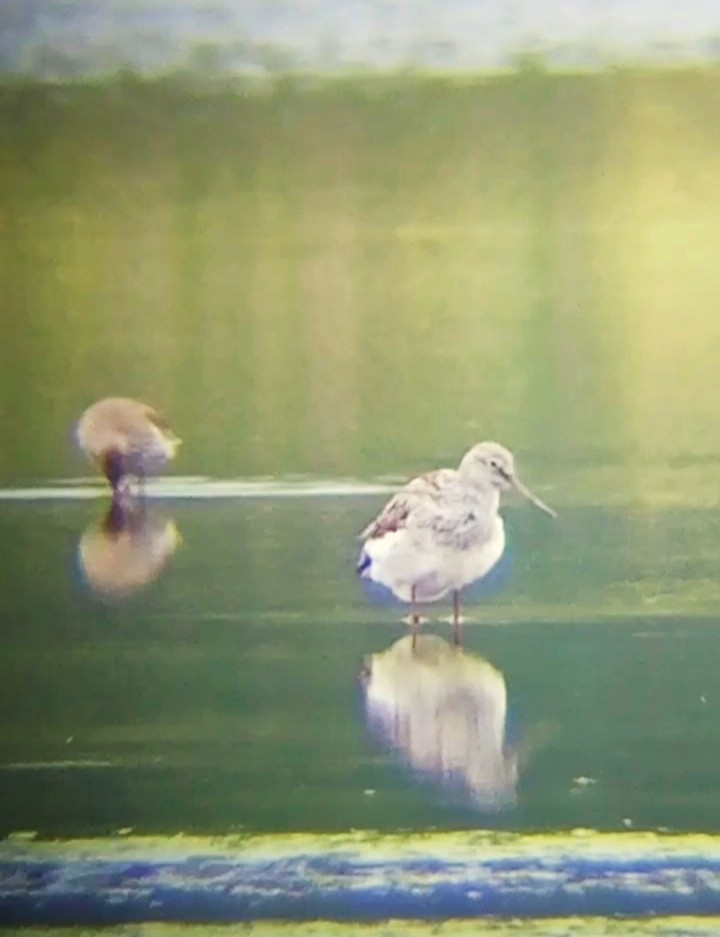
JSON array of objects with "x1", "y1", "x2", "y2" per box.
[{"x1": 357, "y1": 441, "x2": 555, "y2": 642}]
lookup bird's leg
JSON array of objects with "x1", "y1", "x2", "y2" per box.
[
  {"x1": 103, "y1": 449, "x2": 126, "y2": 498},
  {"x1": 410, "y1": 585, "x2": 420, "y2": 650},
  {"x1": 109, "y1": 488, "x2": 125, "y2": 522},
  {"x1": 452, "y1": 590, "x2": 463, "y2": 648}
]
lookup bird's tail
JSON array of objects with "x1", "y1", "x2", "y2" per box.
[{"x1": 356, "y1": 549, "x2": 372, "y2": 577}]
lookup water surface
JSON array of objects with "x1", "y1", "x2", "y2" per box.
[
  {"x1": 1, "y1": 72, "x2": 720, "y2": 840},
  {"x1": 0, "y1": 477, "x2": 719, "y2": 837}
]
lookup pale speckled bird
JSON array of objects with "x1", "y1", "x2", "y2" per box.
[
  {"x1": 357, "y1": 441, "x2": 555, "y2": 642},
  {"x1": 76, "y1": 397, "x2": 181, "y2": 497}
]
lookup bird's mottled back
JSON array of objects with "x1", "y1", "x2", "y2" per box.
[
  {"x1": 360, "y1": 469, "x2": 458, "y2": 540},
  {"x1": 77, "y1": 398, "x2": 175, "y2": 455}
]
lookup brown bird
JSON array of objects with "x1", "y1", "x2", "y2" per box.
[{"x1": 76, "y1": 397, "x2": 181, "y2": 497}]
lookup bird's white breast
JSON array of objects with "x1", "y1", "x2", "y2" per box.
[{"x1": 363, "y1": 514, "x2": 506, "y2": 603}]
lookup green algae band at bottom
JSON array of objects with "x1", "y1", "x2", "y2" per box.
[
  {"x1": 1, "y1": 831, "x2": 720, "y2": 925},
  {"x1": 9, "y1": 919, "x2": 720, "y2": 937}
]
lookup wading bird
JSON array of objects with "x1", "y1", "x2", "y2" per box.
[
  {"x1": 357, "y1": 441, "x2": 555, "y2": 644},
  {"x1": 76, "y1": 397, "x2": 181, "y2": 498}
]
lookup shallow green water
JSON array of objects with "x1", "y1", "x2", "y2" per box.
[
  {"x1": 0, "y1": 480, "x2": 719, "y2": 836},
  {"x1": 0, "y1": 72, "x2": 720, "y2": 839}
]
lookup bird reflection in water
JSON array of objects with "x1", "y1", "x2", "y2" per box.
[
  {"x1": 361, "y1": 634, "x2": 519, "y2": 809},
  {"x1": 78, "y1": 499, "x2": 181, "y2": 600}
]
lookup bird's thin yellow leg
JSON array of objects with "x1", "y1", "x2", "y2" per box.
[{"x1": 452, "y1": 591, "x2": 463, "y2": 648}]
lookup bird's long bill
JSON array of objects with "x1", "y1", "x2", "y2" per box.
[{"x1": 513, "y1": 477, "x2": 557, "y2": 518}]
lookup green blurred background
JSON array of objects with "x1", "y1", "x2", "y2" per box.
[{"x1": 2, "y1": 70, "x2": 719, "y2": 486}]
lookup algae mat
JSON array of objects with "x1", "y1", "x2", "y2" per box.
[
  {"x1": 7, "y1": 920, "x2": 720, "y2": 937},
  {"x1": 1, "y1": 832, "x2": 719, "y2": 925}
]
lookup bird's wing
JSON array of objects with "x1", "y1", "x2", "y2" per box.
[{"x1": 360, "y1": 469, "x2": 457, "y2": 540}]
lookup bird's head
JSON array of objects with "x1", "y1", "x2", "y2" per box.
[{"x1": 459, "y1": 441, "x2": 556, "y2": 517}]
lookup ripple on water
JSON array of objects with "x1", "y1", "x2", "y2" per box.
[{"x1": 0, "y1": 478, "x2": 397, "y2": 502}]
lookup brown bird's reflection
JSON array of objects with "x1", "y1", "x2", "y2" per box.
[
  {"x1": 361, "y1": 634, "x2": 519, "y2": 809},
  {"x1": 78, "y1": 499, "x2": 181, "y2": 600}
]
